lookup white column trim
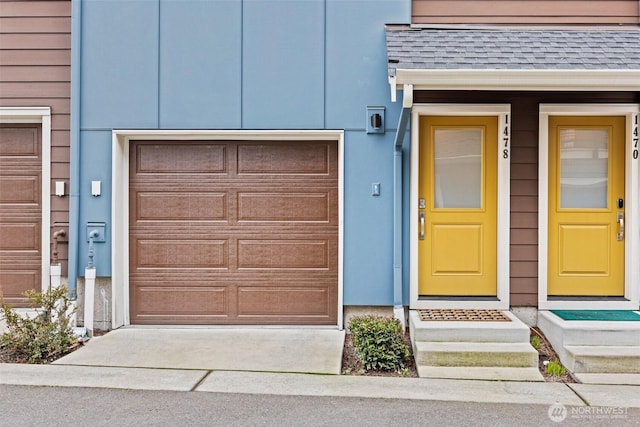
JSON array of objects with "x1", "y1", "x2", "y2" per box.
[
  {"x1": 538, "y1": 104, "x2": 640, "y2": 310},
  {"x1": 409, "y1": 104, "x2": 511, "y2": 309}
]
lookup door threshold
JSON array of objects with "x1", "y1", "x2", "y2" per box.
[
  {"x1": 419, "y1": 296, "x2": 500, "y2": 301},
  {"x1": 547, "y1": 296, "x2": 629, "y2": 302}
]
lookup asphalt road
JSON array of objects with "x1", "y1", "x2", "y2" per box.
[{"x1": 1, "y1": 385, "x2": 638, "y2": 427}]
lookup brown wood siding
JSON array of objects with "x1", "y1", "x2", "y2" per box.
[
  {"x1": 413, "y1": 91, "x2": 639, "y2": 306},
  {"x1": 129, "y1": 140, "x2": 339, "y2": 325},
  {"x1": 413, "y1": 0, "x2": 640, "y2": 25},
  {"x1": 0, "y1": 1, "x2": 71, "y2": 278}
]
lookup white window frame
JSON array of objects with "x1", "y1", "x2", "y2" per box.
[
  {"x1": 0, "y1": 107, "x2": 52, "y2": 293},
  {"x1": 112, "y1": 130, "x2": 344, "y2": 328},
  {"x1": 538, "y1": 104, "x2": 640, "y2": 310},
  {"x1": 410, "y1": 104, "x2": 511, "y2": 309}
]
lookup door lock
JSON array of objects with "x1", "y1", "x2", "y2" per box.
[{"x1": 617, "y1": 212, "x2": 625, "y2": 241}]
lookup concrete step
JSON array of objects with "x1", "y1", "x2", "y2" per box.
[
  {"x1": 414, "y1": 341, "x2": 539, "y2": 368},
  {"x1": 538, "y1": 311, "x2": 640, "y2": 347},
  {"x1": 417, "y1": 366, "x2": 544, "y2": 382},
  {"x1": 565, "y1": 345, "x2": 640, "y2": 374},
  {"x1": 572, "y1": 373, "x2": 640, "y2": 385},
  {"x1": 409, "y1": 310, "x2": 531, "y2": 344}
]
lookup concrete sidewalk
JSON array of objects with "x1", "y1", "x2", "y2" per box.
[
  {"x1": 1, "y1": 363, "x2": 639, "y2": 409},
  {"x1": 51, "y1": 328, "x2": 345, "y2": 374},
  {"x1": 0, "y1": 327, "x2": 638, "y2": 409}
]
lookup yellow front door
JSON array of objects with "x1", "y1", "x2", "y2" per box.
[
  {"x1": 548, "y1": 116, "x2": 625, "y2": 296},
  {"x1": 418, "y1": 116, "x2": 498, "y2": 296}
]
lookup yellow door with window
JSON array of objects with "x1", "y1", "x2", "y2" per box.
[
  {"x1": 548, "y1": 116, "x2": 625, "y2": 296},
  {"x1": 418, "y1": 116, "x2": 497, "y2": 296}
]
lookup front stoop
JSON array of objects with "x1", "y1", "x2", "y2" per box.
[
  {"x1": 409, "y1": 311, "x2": 543, "y2": 382},
  {"x1": 538, "y1": 310, "x2": 640, "y2": 384}
]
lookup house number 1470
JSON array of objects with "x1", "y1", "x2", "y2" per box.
[{"x1": 634, "y1": 115, "x2": 639, "y2": 160}]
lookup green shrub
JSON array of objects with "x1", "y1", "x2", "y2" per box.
[
  {"x1": 545, "y1": 359, "x2": 566, "y2": 377},
  {"x1": 349, "y1": 315, "x2": 409, "y2": 371},
  {"x1": 0, "y1": 286, "x2": 77, "y2": 364},
  {"x1": 530, "y1": 335, "x2": 541, "y2": 350}
]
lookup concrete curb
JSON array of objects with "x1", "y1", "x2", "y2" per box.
[{"x1": 1, "y1": 363, "x2": 639, "y2": 408}]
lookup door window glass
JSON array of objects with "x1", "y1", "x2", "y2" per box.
[
  {"x1": 560, "y1": 129, "x2": 609, "y2": 209},
  {"x1": 434, "y1": 128, "x2": 482, "y2": 208}
]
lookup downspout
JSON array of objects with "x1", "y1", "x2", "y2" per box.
[
  {"x1": 68, "y1": 0, "x2": 82, "y2": 300},
  {"x1": 393, "y1": 84, "x2": 412, "y2": 329}
]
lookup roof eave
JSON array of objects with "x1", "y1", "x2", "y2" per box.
[{"x1": 392, "y1": 68, "x2": 640, "y2": 92}]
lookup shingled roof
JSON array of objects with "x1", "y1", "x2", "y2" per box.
[{"x1": 386, "y1": 26, "x2": 640, "y2": 77}]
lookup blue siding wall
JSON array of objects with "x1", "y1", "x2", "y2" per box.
[{"x1": 77, "y1": 0, "x2": 411, "y2": 305}]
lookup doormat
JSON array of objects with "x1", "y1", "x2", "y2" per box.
[
  {"x1": 417, "y1": 309, "x2": 511, "y2": 322},
  {"x1": 551, "y1": 310, "x2": 640, "y2": 321}
]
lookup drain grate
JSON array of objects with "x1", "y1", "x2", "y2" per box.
[{"x1": 417, "y1": 309, "x2": 511, "y2": 322}]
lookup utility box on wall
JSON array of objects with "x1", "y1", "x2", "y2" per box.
[{"x1": 366, "y1": 106, "x2": 385, "y2": 134}]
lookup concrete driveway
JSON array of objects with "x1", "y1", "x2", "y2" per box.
[{"x1": 53, "y1": 328, "x2": 345, "y2": 375}]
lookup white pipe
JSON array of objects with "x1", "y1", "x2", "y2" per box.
[{"x1": 84, "y1": 267, "x2": 96, "y2": 337}]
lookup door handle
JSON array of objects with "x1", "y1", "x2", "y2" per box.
[
  {"x1": 617, "y1": 212, "x2": 624, "y2": 241},
  {"x1": 419, "y1": 211, "x2": 425, "y2": 240}
]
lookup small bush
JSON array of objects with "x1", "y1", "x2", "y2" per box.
[
  {"x1": 0, "y1": 286, "x2": 77, "y2": 364},
  {"x1": 349, "y1": 315, "x2": 409, "y2": 371},
  {"x1": 545, "y1": 359, "x2": 566, "y2": 377}
]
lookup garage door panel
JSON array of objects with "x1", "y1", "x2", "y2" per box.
[
  {"x1": 238, "y1": 192, "x2": 332, "y2": 222},
  {"x1": 238, "y1": 285, "x2": 330, "y2": 316},
  {"x1": 132, "y1": 238, "x2": 228, "y2": 270},
  {"x1": 129, "y1": 140, "x2": 338, "y2": 325},
  {"x1": 237, "y1": 142, "x2": 333, "y2": 175},
  {"x1": 0, "y1": 175, "x2": 40, "y2": 204},
  {"x1": 0, "y1": 222, "x2": 39, "y2": 250},
  {"x1": 0, "y1": 126, "x2": 40, "y2": 158},
  {"x1": 134, "y1": 191, "x2": 228, "y2": 222},
  {"x1": 0, "y1": 269, "x2": 39, "y2": 304},
  {"x1": 133, "y1": 143, "x2": 228, "y2": 175},
  {"x1": 133, "y1": 285, "x2": 229, "y2": 317},
  {"x1": 237, "y1": 238, "x2": 333, "y2": 270}
]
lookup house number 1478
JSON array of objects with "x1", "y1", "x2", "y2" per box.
[{"x1": 502, "y1": 115, "x2": 509, "y2": 159}]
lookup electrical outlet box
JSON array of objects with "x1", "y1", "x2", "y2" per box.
[
  {"x1": 372, "y1": 183, "x2": 381, "y2": 196},
  {"x1": 86, "y1": 222, "x2": 106, "y2": 243}
]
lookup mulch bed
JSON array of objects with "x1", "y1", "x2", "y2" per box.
[
  {"x1": 531, "y1": 327, "x2": 575, "y2": 383},
  {"x1": 341, "y1": 327, "x2": 575, "y2": 382},
  {"x1": 341, "y1": 330, "x2": 419, "y2": 377}
]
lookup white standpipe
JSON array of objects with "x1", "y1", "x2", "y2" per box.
[
  {"x1": 84, "y1": 229, "x2": 99, "y2": 337},
  {"x1": 84, "y1": 267, "x2": 96, "y2": 337}
]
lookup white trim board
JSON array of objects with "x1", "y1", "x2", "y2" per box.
[
  {"x1": 409, "y1": 104, "x2": 511, "y2": 310},
  {"x1": 393, "y1": 69, "x2": 640, "y2": 92},
  {"x1": 111, "y1": 130, "x2": 345, "y2": 329},
  {"x1": 0, "y1": 107, "x2": 52, "y2": 293},
  {"x1": 538, "y1": 104, "x2": 640, "y2": 310}
]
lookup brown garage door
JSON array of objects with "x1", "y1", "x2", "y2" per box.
[
  {"x1": 129, "y1": 140, "x2": 339, "y2": 325},
  {"x1": 0, "y1": 124, "x2": 42, "y2": 306}
]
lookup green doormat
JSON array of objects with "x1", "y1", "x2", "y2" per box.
[{"x1": 551, "y1": 310, "x2": 640, "y2": 321}]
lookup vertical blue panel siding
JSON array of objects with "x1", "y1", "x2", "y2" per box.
[
  {"x1": 342, "y1": 131, "x2": 395, "y2": 305},
  {"x1": 159, "y1": 0, "x2": 242, "y2": 129},
  {"x1": 242, "y1": 0, "x2": 325, "y2": 129},
  {"x1": 80, "y1": 0, "x2": 159, "y2": 129},
  {"x1": 77, "y1": 0, "x2": 413, "y2": 306},
  {"x1": 78, "y1": 131, "x2": 112, "y2": 276},
  {"x1": 325, "y1": 0, "x2": 408, "y2": 130}
]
